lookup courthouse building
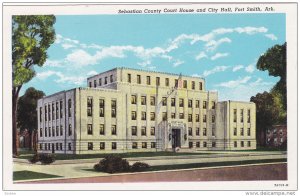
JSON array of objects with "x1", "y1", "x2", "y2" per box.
[{"x1": 37, "y1": 67, "x2": 256, "y2": 154}]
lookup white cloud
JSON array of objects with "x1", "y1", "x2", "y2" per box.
[
  {"x1": 191, "y1": 73, "x2": 202, "y2": 78},
  {"x1": 173, "y1": 60, "x2": 184, "y2": 67},
  {"x1": 138, "y1": 60, "x2": 151, "y2": 67},
  {"x1": 66, "y1": 49, "x2": 97, "y2": 66},
  {"x1": 265, "y1": 33, "x2": 278, "y2": 40},
  {"x1": 36, "y1": 70, "x2": 86, "y2": 85},
  {"x1": 195, "y1": 52, "x2": 207, "y2": 60},
  {"x1": 87, "y1": 70, "x2": 98, "y2": 76},
  {"x1": 211, "y1": 52, "x2": 229, "y2": 60},
  {"x1": 36, "y1": 70, "x2": 58, "y2": 79},
  {"x1": 55, "y1": 34, "x2": 63, "y2": 44},
  {"x1": 216, "y1": 76, "x2": 251, "y2": 88},
  {"x1": 202, "y1": 66, "x2": 230, "y2": 77},
  {"x1": 232, "y1": 65, "x2": 244, "y2": 72},
  {"x1": 205, "y1": 37, "x2": 231, "y2": 52},
  {"x1": 44, "y1": 60, "x2": 63, "y2": 67},
  {"x1": 250, "y1": 78, "x2": 274, "y2": 87},
  {"x1": 62, "y1": 43, "x2": 76, "y2": 49},
  {"x1": 245, "y1": 64, "x2": 255, "y2": 73}
]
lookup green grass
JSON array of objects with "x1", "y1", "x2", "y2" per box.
[
  {"x1": 18, "y1": 151, "x2": 211, "y2": 160},
  {"x1": 13, "y1": 170, "x2": 62, "y2": 181}
]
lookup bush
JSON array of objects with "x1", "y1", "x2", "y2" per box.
[
  {"x1": 130, "y1": 162, "x2": 150, "y2": 172},
  {"x1": 28, "y1": 153, "x2": 55, "y2": 164},
  {"x1": 94, "y1": 154, "x2": 130, "y2": 173}
]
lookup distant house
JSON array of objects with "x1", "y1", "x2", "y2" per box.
[{"x1": 266, "y1": 125, "x2": 287, "y2": 148}]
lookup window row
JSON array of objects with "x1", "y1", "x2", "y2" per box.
[
  {"x1": 89, "y1": 74, "x2": 114, "y2": 88},
  {"x1": 127, "y1": 73, "x2": 203, "y2": 90},
  {"x1": 41, "y1": 99, "x2": 72, "y2": 122},
  {"x1": 40, "y1": 124, "x2": 72, "y2": 137},
  {"x1": 233, "y1": 109, "x2": 251, "y2": 123},
  {"x1": 39, "y1": 142, "x2": 72, "y2": 151},
  {"x1": 233, "y1": 141, "x2": 252, "y2": 148},
  {"x1": 87, "y1": 98, "x2": 117, "y2": 118},
  {"x1": 233, "y1": 128, "x2": 251, "y2": 136},
  {"x1": 87, "y1": 124, "x2": 117, "y2": 135},
  {"x1": 188, "y1": 141, "x2": 216, "y2": 148},
  {"x1": 87, "y1": 141, "x2": 157, "y2": 150}
]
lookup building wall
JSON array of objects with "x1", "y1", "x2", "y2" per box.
[{"x1": 266, "y1": 125, "x2": 287, "y2": 147}]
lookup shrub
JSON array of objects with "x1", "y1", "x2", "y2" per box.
[
  {"x1": 94, "y1": 154, "x2": 130, "y2": 173},
  {"x1": 28, "y1": 153, "x2": 55, "y2": 164},
  {"x1": 131, "y1": 162, "x2": 150, "y2": 172},
  {"x1": 29, "y1": 154, "x2": 39, "y2": 164}
]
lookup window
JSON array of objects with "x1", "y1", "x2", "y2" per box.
[
  {"x1": 48, "y1": 105, "x2": 51, "y2": 120},
  {"x1": 99, "y1": 78, "x2": 102, "y2": 86},
  {"x1": 87, "y1": 97, "x2": 93, "y2": 117},
  {"x1": 40, "y1": 143, "x2": 43, "y2": 150},
  {"x1": 49, "y1": 127, "x2": 51, "y2": 137},
  {"x1": 68, "y1": 99, "x2": 72, "y2": 117},
  {"x1": 183, "y1": 80, "x2": 187, "y2": 88},
  {"x1": 45, "y1": 127, "x2": 47, "y2": 137},
  {"x1": 247, "y1": 128, "x2": 251, "y2": 136},
  {"x1": 203, "y1": 101, "x2": 207, "y2": 109},
  {"x1": 188, "y1": 127, "x2": 192, "y2": 136},
  {"x1": 212, "y1": 142, "x2": 216, "y2": 147},
  {"x1": 68, "y1": 143, "x2": 72, "y2": 151},
  {"x1": 199, "y1": 82, "x2": 203, "y2": 90},
  {"x1": 247, "y1": 141, "x2": 251, "y2": 147},
  {"x1": 40, "y1": 128, "x2": 43, "y2": 137},
  {"x1": 162, "y1": 97, "x2": 167, "y2": 106},
  {"x1": 171, "y1": 98, "x2": 176, "y2": 107},
  {"x1": 132, "y1": 142, "x2": 138, "y2": 149},
  {"x1": 52, "y1": 103, "x2": 55, "y2": 120},
  {"x1": 240, "y1": 128, "x2": 244, "y2": 136},
  {"x1": 89, "y1": 82, "x2": 92, "y2": 87},
  {"x1": 147, "y1": 76, "x2": 151, "y2": 85},
  {"x1": 88, "y1": 142, "x2": 93, "y2": 150},
  {"x1": 87, "y1": 124, "x2": 93, "y2": 135},
  {"x1": 151, "y1": 127, "x2": 155, "y2": 136},
  {"x1": 56, "y1": 126, "x2": 59, "y2": 136},
  {"x1": 203, "y1": 115, "x2": 207, "y2": 123},
  {"x1": 156, "y1": 77, "x2": 160, "y2": 86},
  {"x1": 131, "y1": 111, "x2": 137, "y2": 120},
  {"x1": 212, "y1": 127, "x2": 215, "y2": 136},
  {"x1": 141, "y1": 112, "x2": 146, "y2": 120},
  {"x1": 60, "y1": 143, "x2": 63, "y2": 151},
  {"x1": 111, "y1": 100, "x2": 116, "y2": 118},
  {"x1": 241, "y1": 141, "x2": 244, "y2": 147},
  {"x1": 203, "y1": 128, "x2": 207, "y2": 136},
  {"x1": 247, "y1": 109, "x2": 251, "y2": 123},
  {"x1": 188, "y1": 114, "x2": 192, "y2": 122},
  {"x1": 131, "y1": 95, "x2": 137, "y2": 104},
  {"x1": 165, "y1": 78, "x2": 169, "y2": 86},
  {"x1": 60, "y1": 100, "x2": 63, "y2": 118},
  {"x1": 196, "y1": 128, "x2": 200, "y2": 136},
  {"x1": 99, "y1": 124, "x2": 105, "y2": 135},
  {"x1": 234, "y1": 128, "x2": 237, "y2": 136},
  {"x1": 45, "y1": 105, "x2": 47, "y2": 121},
  {"x1": 196, "y1": 142, "x2": 200, "y2": 148},
  {"x1": 56, "y1": 103, "x2": 59, "y2": 119},
  {"x1": 233, "y1": 109, "x2": 237, "y2": 122},
  {"x1": 141, "y1": 127, "x2": 146, "y2": 136},
  {"x1": 127, "y1": 74, "x2": 131, "y2": 83},
  {"x1": 189, "y1": 142, "x2": 193, "y2": 148},
  {"x1": 196, "y1": 114, "x2": 200, "y2": 122},
  {"x1": 60, "y1": 126, "x2": 63, "y2": 136},
  {"x1": 142, "y1": 142, "x2": 147, "y2": 149},
  {"x1": 162, "y1": 112, "x2": 167, "y2": 121},
  {"x1": 52, "y1": 127, "x2": 55, "y2": 137},
  {"x1": 131, "y1": 126, "x2": 137, "y2": 136},
  {"x1": 175, "y1": 79, "x2": 178, "y2": 87},
  {"x1": 179, "y1": 113, "x2": 184, "y2": 119},
  {"x1": 112, "y1": 142, "x2": 117, "y2": 150},
  {"x1": 141, "y1": 96, "x2": 146, "y2": 105},
  {"x1": 212, "y1": 101, "x2": 216, "y2": 109},
  {"x1": 195, "y1": 100, "x2": 200, "y2": 108},
  {"x1": 105, "y1": 77, "x2": 107, "y2": 84},
  {"x1": 110, "y1": 75, "x2": 113, "y2": 83},
  {"x1": 191, "y1": 81, "x2": 195, "y2": 90},
  {"x1": 240, "y1": 109, "x2": 244, "y2": 123},
  {"x1": 151, "y1": 142, "x2": 156, "y2": 148},
  {"x1": 234, "y1": 141, "x2": 237, "y2": 148},
  {"x1": 94, "y1": 80, "x2": 97, "y2": 87},
  {"x1": 56, "y1": 143, "x2": 59, "y2": 150},
  {"x1": 188, "y1": 99, "x2": 192, "y2": 108},
  {"x1": 68, "y1": 124, "x2": 72, "y2": 136},
  {"x1": 212, "y1": 115, "x2": 215, "y2": 123},
  {"x1": 48, "y1": 143, "x2": 50, "y2": 150},
  {"x1": 150, "y1": 96, "x2": 155, "y2": 106},
  {"x1": 171, "y1": 113, "x2": 175, "y2": 119},
  {"x1": 203, "y1": 142, "x2": 207, "y2": 147},
  {"x1": 111, "y1": 125, "x2": 117, "y2": 135},
  {"x1": 100, "y1": 142, "x2": 105, "y2": 150},
  {"x1": 137, "y1": 75, "x2": 141, "y2": 84},
  {"x1": 179, "y1": 98, "x2": 184, "y2": 107},
  {"x1": 99, "y1": 99, "x2": 105, "y2": 117},
  {"x1": 150, "y1": 112, "x2": 155, "y2": 121}
]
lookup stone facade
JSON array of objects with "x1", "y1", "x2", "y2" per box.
[{"x1": 37, "y1": 67, "x2": 256, "y2": 154}]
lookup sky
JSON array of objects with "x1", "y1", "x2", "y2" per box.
[{"x1": 21, "y1": 13, "x2": 286, "y2": 101}]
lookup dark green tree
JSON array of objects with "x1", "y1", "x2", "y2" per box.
[
  {"x1": 12, "y1": 15, "x2": 56, "y2": 156},
  {"x1": 17, "y1": 87, "x2": 45, "y2": 150}
]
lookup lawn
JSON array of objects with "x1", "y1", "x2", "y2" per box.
[{"x1": 13, "y1": 170, "x2": 61, "y2": 181}]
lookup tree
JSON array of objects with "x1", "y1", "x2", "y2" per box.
[
  {"x1": 17, "y1": 87, "x2": 45, "y2": 150},
  {"x1": 12, "y1": 15, "x2": 56, "y2": 156}
]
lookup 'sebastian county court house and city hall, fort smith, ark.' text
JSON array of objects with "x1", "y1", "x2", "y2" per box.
[{"x1": 36, "y1": 67, "x2": 256, "y2": 154}]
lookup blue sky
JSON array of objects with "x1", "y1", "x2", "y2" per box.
[{"x1": 21, "y1": 13, "x2": 285, "y2": 101}]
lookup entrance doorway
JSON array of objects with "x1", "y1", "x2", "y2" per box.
[{"x1": 172, "y1": 129, "x2": 181, "y2": 149}]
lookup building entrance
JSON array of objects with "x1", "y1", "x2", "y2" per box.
[{"x1": 172, "y1": 129, "x2": 181, "y2": 149}]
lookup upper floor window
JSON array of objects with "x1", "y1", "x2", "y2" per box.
[
  {"x1": 191, "y1": 81, "x2": 195, "y2": 90},
  {"x1": 199, "y1": 82, "x2": 203, "y2": 90},
  {"x1": 110, "y1": 75, "x2": 113, "y2": 83},
  {"x1": 212, "y1": 115, "x2": 215, "y2": 123},
  {"x1": 196, "y1": 114, "x2": 200, "y2": 122},
  {"x1": 141, "y1": 126, "x2": 146, "y2": 136},
  {"x1": 188, "y1": 114, "x2": 192, "y2": 122},
  {"x1": 203, "y1": 114, "x2": 207, "y2": 123},
  {"x1": 247, "y1": 109, "x2": 251, "y2": 123},
  {"x1": 99, "y1": 124, "x2": 105, "y2": 135},
  {"x1": 179, "y1": 98, "x2": 184, "y2": 107},
  {"x1": 39, "y1": 107, "x2": 42, "y2": 122},
  {"x1": 165, "y1": 78, "x2": 169, "y2": 86},
  {"x1": 171, "y1": 113, "x2": 175, "y2": 119},
  {"x1": 188, "y1": 127, "x2": 192, "y2": 136},
  {"x1": 99, "y1": 78, "x2": 102, "y2": 86},
  {"x1": 240, "y1": 109, "x2": 244, "y2": 123},
  {"x1": 240, "y1": 128, "x2": 244, "y2": 136},
  {"x1": 141, "y1": 96, "x2": 146, "y2": 105},
  {"x1": 111, "y1": 125, "x2": 117, "y2": 135},
  {"x1": 137, "y1": 75, "x2": 141, "y2": 84},
  {"x1": 94, "y1": 80, "x2": 97, "y2": 88},
  {"x1": 183, "y1": 80, "x2": 187, "y2": 88},
  {"x1": 150, "y1": 127, "x2": 155, "y2": 136},
  {"x1": 131, "y1": 126, "x2": 137, "y2": 136},
  {"x1": 60, "y1": 100, "x2": 63, "y2": 118},
  {"x1": 234, "y1": 128, "x2": 237, "y2": 136},
  {"x1": 111, "y1": 100, "x2": 117, "y2": 118},
  {"x1": 247, "y1": 128, "x2": 251, "y2": 136},
  {"x1": 104, "y1": 77, "x2": 107, "y2": 85},
  {"x1": 127, "y1": 74, "x2": 131, "y2": 83},
  {"x1": 89, "y1": 82, "x2": 92, "y2": 87},
  {"x1": 131, "y1": 95, "x2": 137, "y2": 104},
  {"x1": 56, "y1": 102, "x2": 59, "y2": 119},
  {"x1": 162, "y1": 112, "x2": 167, "y2": 121},
  {"x1": 196, "y1": 100, "x2": 200, "y2": 108},
  {"x1": 156, "y1": 77, "x2": 160, "y2": 86},
  {"x1": 171, "y1": 98, "x2": 176, "y2": 107},
  {"x1": 141, "y1": 112, "x2": 146, "y2": 120},
  {"x1": 131, "y1": 111, "x2": 137, "y2": 120},
  {"x1": 147, "y1": 76, "x2": 151, "y2": 85},
  {"x1": 203, "y1": 101, "x2": 207, "y2": 109},
  {"x1": 150, "y1": 112, "x2": 155, "y2": 121},
  {"x1": 179, "y1": 113, "x2": 184, "y2": 119},
  {"x1": 188, "y1": 99, "x2": 192, "y2": 108},
  {"x1": 150, "y1": 96, "x2": 155, "y2": 106},
  {"x1": 99, "y1": 99, "x2": 105, "y2": 117},
  {"x1": 87, "y1": 97, "x2": 93, "y2": 117},
  {"x1": 68, "y1": 124, "x2": 72, "y2": 136},
  {"x1": 45, "y1": 105, "x2": 47, "y2": 121},
  {"x1": 162, "y1": 97, "x2": 167, "y2": 106},
  {"x1": 196, "y1": 128, "x2": 200, "y2": 136},
  {"x1": 68, "y1": 99, "x2": 72, "y2": 117},
  {"x1": 212, "y1": 101, "x2": 216, "y2": 109},
  {"x1": 233, "y1": 109, "x2": 237, "y2": 122},
  {"x1": 87, "y1": 124, "x2": 93, "y2": 135}
]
